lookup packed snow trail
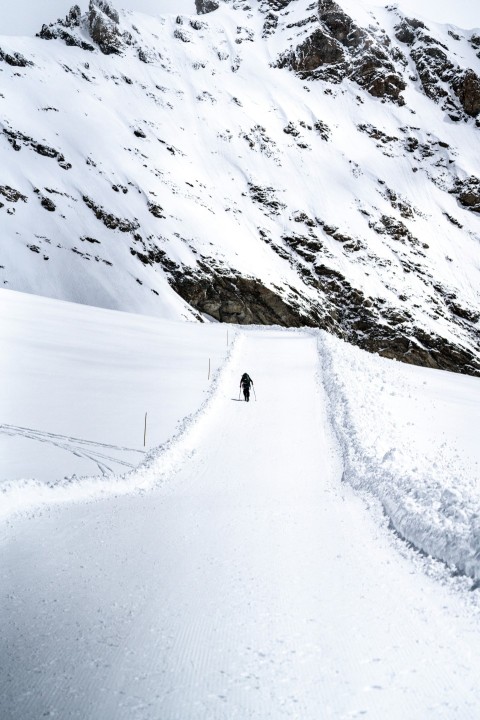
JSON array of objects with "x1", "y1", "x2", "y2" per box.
[{"x1": 1, "y1": 331, "x2": 480, "y2": 719}]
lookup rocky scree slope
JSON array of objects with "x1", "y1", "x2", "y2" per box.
[{"x1": 1, "y1": 0, "x2": 479, "y2": 374}]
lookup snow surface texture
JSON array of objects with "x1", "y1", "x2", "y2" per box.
[
  {"x1": 1, "y1": 0, "x2": 479, "y2": 373},
  {"x1": 319, "y1": 331, "x2": 480, "y2": 581},
  {"x1": 2, "y1": 315, "x2": 480, "y2": 719},
  {"x1": 0, "y1": 288, "x2": 235, "y2": 516}
]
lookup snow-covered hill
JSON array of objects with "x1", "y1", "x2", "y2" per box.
[{"x1": 1, "y1": 0, "x2": 479, "y2": 373}]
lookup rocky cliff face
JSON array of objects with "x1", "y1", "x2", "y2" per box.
[
  {"x1": 276, "y1": 0, "x2": 407, "y2": 104},
  {"x1": 393, "y1": 14, "x2": 480, "y2": 123},
  {"x1": 1, "y1": 0, "x2": 479, "y2": 375}
]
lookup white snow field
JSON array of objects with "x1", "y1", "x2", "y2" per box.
[
  {"x1": 0, "y1": 288, "x2": 232, "y2": 516},
  {"x1": 2, "y1": 291, "x2": 480, "y2": 719}
]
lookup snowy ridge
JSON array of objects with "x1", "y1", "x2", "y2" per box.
[
  {"x1": 318, "y1": 331, "x2": 480, "y2": 581},
  {"x1": 0, "y1": 326, "x2": 241, "y2": 521},
  {"x1": 1, "y1": 0, "x2": 479, "y2": 374}
]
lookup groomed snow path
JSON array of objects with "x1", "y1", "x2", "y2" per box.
[{"x1": 2, "y1": 331, "x2": 480, "y2": 719}]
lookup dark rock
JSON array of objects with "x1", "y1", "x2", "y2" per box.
[
  {"x1": 452, "y1": 69, "x2": 480, "y2": 117},
  {"x1": 148, "y1": 202, "x2": 165, "y2": 219},
  {"x1": 81, "y1": 236, "x2": 101, "y2": 244},
  {"x1": 38, "y1": 25, "x2": 56, "y2": 40},
  {"x1": 37, "y1": 23, "x2": 95, "y2": 51},
  {"x1": 350, "y1": 52, "x2": 406, "y2": 103},
  {"x1": 173, "y1": 28, "x2": 191, "y2": 43},
  {"x1": 37, "y1": 5, "x2": 95, "y2": 50},
  {"x1": 87, "y1": 0, "x2": 123, "y2": 55},
  {"x1": 65, "y1": 5, "x2": 82, "y2": 27},
  {"x1": 248, "y1": 183, "x2": 286, "y2": 216},
  {"x1": 443, "y1": 212, "x2": 463, "y2": 228},
  {"x1": 262, "y1": 12, "x2": 278, "y2": 38},
  {"x1": 279, "y1": 27, "x2": 345, "y2": 73},
  {"x1": 263, "y1": 0, "x2": 294, "y2": 9},
  {"x1": 171, "y1": 270, "x2": 315, "y2": 326},
  {"x1": 410, "y1": 44, "x2": 453, "y2": 101},
  {"x1": 396, "y1": 16, "x2": 479, "y2": 120},
  {"x1": 394, "y1": 17, "x2": 427, "y2": 46},
  {"x1": 34, "y1": 143, "x2": 58, "y2": 158},
  {"x1": 91, "y1": 0, "x2": 119, "y2": 24},
  {"x1": 40, "y1": 196, "x2": 56, "y2": 211},
  {"x1": 446, "y1": 299, "x2": 480, "y2": 323},
  {"x1": 2, "y1": 130, "x2": 74, "y2": 169},
  {"x1": 277, "y1": 0, "x2": 406, "y2": 103},
  {"x1": 451, "y1": 176, "x2": 480, "y2": 212},
  {"x1": 314, "y1": 120, "x2": 331, "y2": 140},
  {"x1": 195, "y1": 0, "x2": 219, "y2": 15},
  {"x1": 154, "y1": 238, "x2": 480, "y2": 375},
  {"x1": 283, "y1": 122, "x2": 300, "y2": 137},
  {"x1": 1, "y1": 50, "x2": 33, "y2": 67},
  {"x1": 137, "y1": 48, "x2": 150, "y2": 63},
  {"x1": 376, "y1": 215, "x2": 419, "y2": 245},
  {"x1": 83, "y1": 195, "x2": 140, "y2": 231},
  {"x1": 358, "y1": 123, "x2": 398, "y2": 145},
  {"x1": 0, "y1": 185, "x2": 27, "y2": 202}
]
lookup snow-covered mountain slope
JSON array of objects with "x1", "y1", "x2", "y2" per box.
[{"x1": 1, "y1": 0, "x2": 479, "y2": 373}]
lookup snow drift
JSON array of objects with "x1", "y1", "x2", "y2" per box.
[{"x1": 319, "y1": 331, "x2": 480, "y2": 580}]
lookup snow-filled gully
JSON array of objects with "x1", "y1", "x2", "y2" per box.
[{"x1": 2, "y1": 331, "x2": 480, "y2": 719}]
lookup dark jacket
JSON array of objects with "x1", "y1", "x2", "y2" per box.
[{"x1": 240, "y1": 373, "x2": 253, "y2": 388}]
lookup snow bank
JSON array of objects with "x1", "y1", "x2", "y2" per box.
[{"x1": 319, "y1": 332, "x2": 480, "y2": 581}]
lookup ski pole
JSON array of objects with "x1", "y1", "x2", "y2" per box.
[
  {"x1": 239, "y1": 387, "x2": 241, "y2": 400},
  {"x1": 253, "y1": 384, "x2": 257, "y2": 401}
]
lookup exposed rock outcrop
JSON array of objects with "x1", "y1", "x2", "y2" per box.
[
  {"x1": 172, "y1": 271, "x2": 315, "y2": 325},
  {"x1": 452, "y1": 70, "x2": 480, "y2": 118},
  {"x1": 277, "y1": 0, "x2": 406, "y2": 104},
  {"x1": 450, "y1": 176, "x2": 480, "y2": 212},
  {"x1": 38, "y1": 1, "x2": 134, "y2": 56},
  {"x1": 87, "y1": 0, "x2": 123, "y2": 55},
  {"x1": 38, "y1": 4, "x2": 95, "y2": 51},
  {"x1": 83, "y1": 195, "x2": 140, "y2": 232},
  {"x1": 0, "y1": 185, "x2": 28, "y2": 203},
  {"x1": 195, "y1": 0, "x2": 219, "y2": 15},
  {"x1": 0, "y1": 48, "x2": 33, "y2": 67},
  {"x1": 164, "y1": 260, "x2": 480, "y2": 375},
  {"x1": 2, "y1": 127, "x2": 72, "y2": 169},
  {"x1": 395, "y1": 16, "x2": 480, "y2": 121}
]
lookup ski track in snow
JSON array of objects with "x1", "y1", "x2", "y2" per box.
[
  {"x1": 0, "y1": 423, "x2": 143, "y2": 475},
  {"x1": 2, "y1": 330, "x2": 480, "y2": 719}
]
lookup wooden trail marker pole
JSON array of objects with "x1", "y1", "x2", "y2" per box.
[{"x1": 144, "y1": 412, "x2": 147, "y2": 448}]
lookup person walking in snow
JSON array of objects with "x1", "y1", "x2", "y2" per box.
[{"x1": 240, "y1": 372, "x2": 253, "y2": 402}]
